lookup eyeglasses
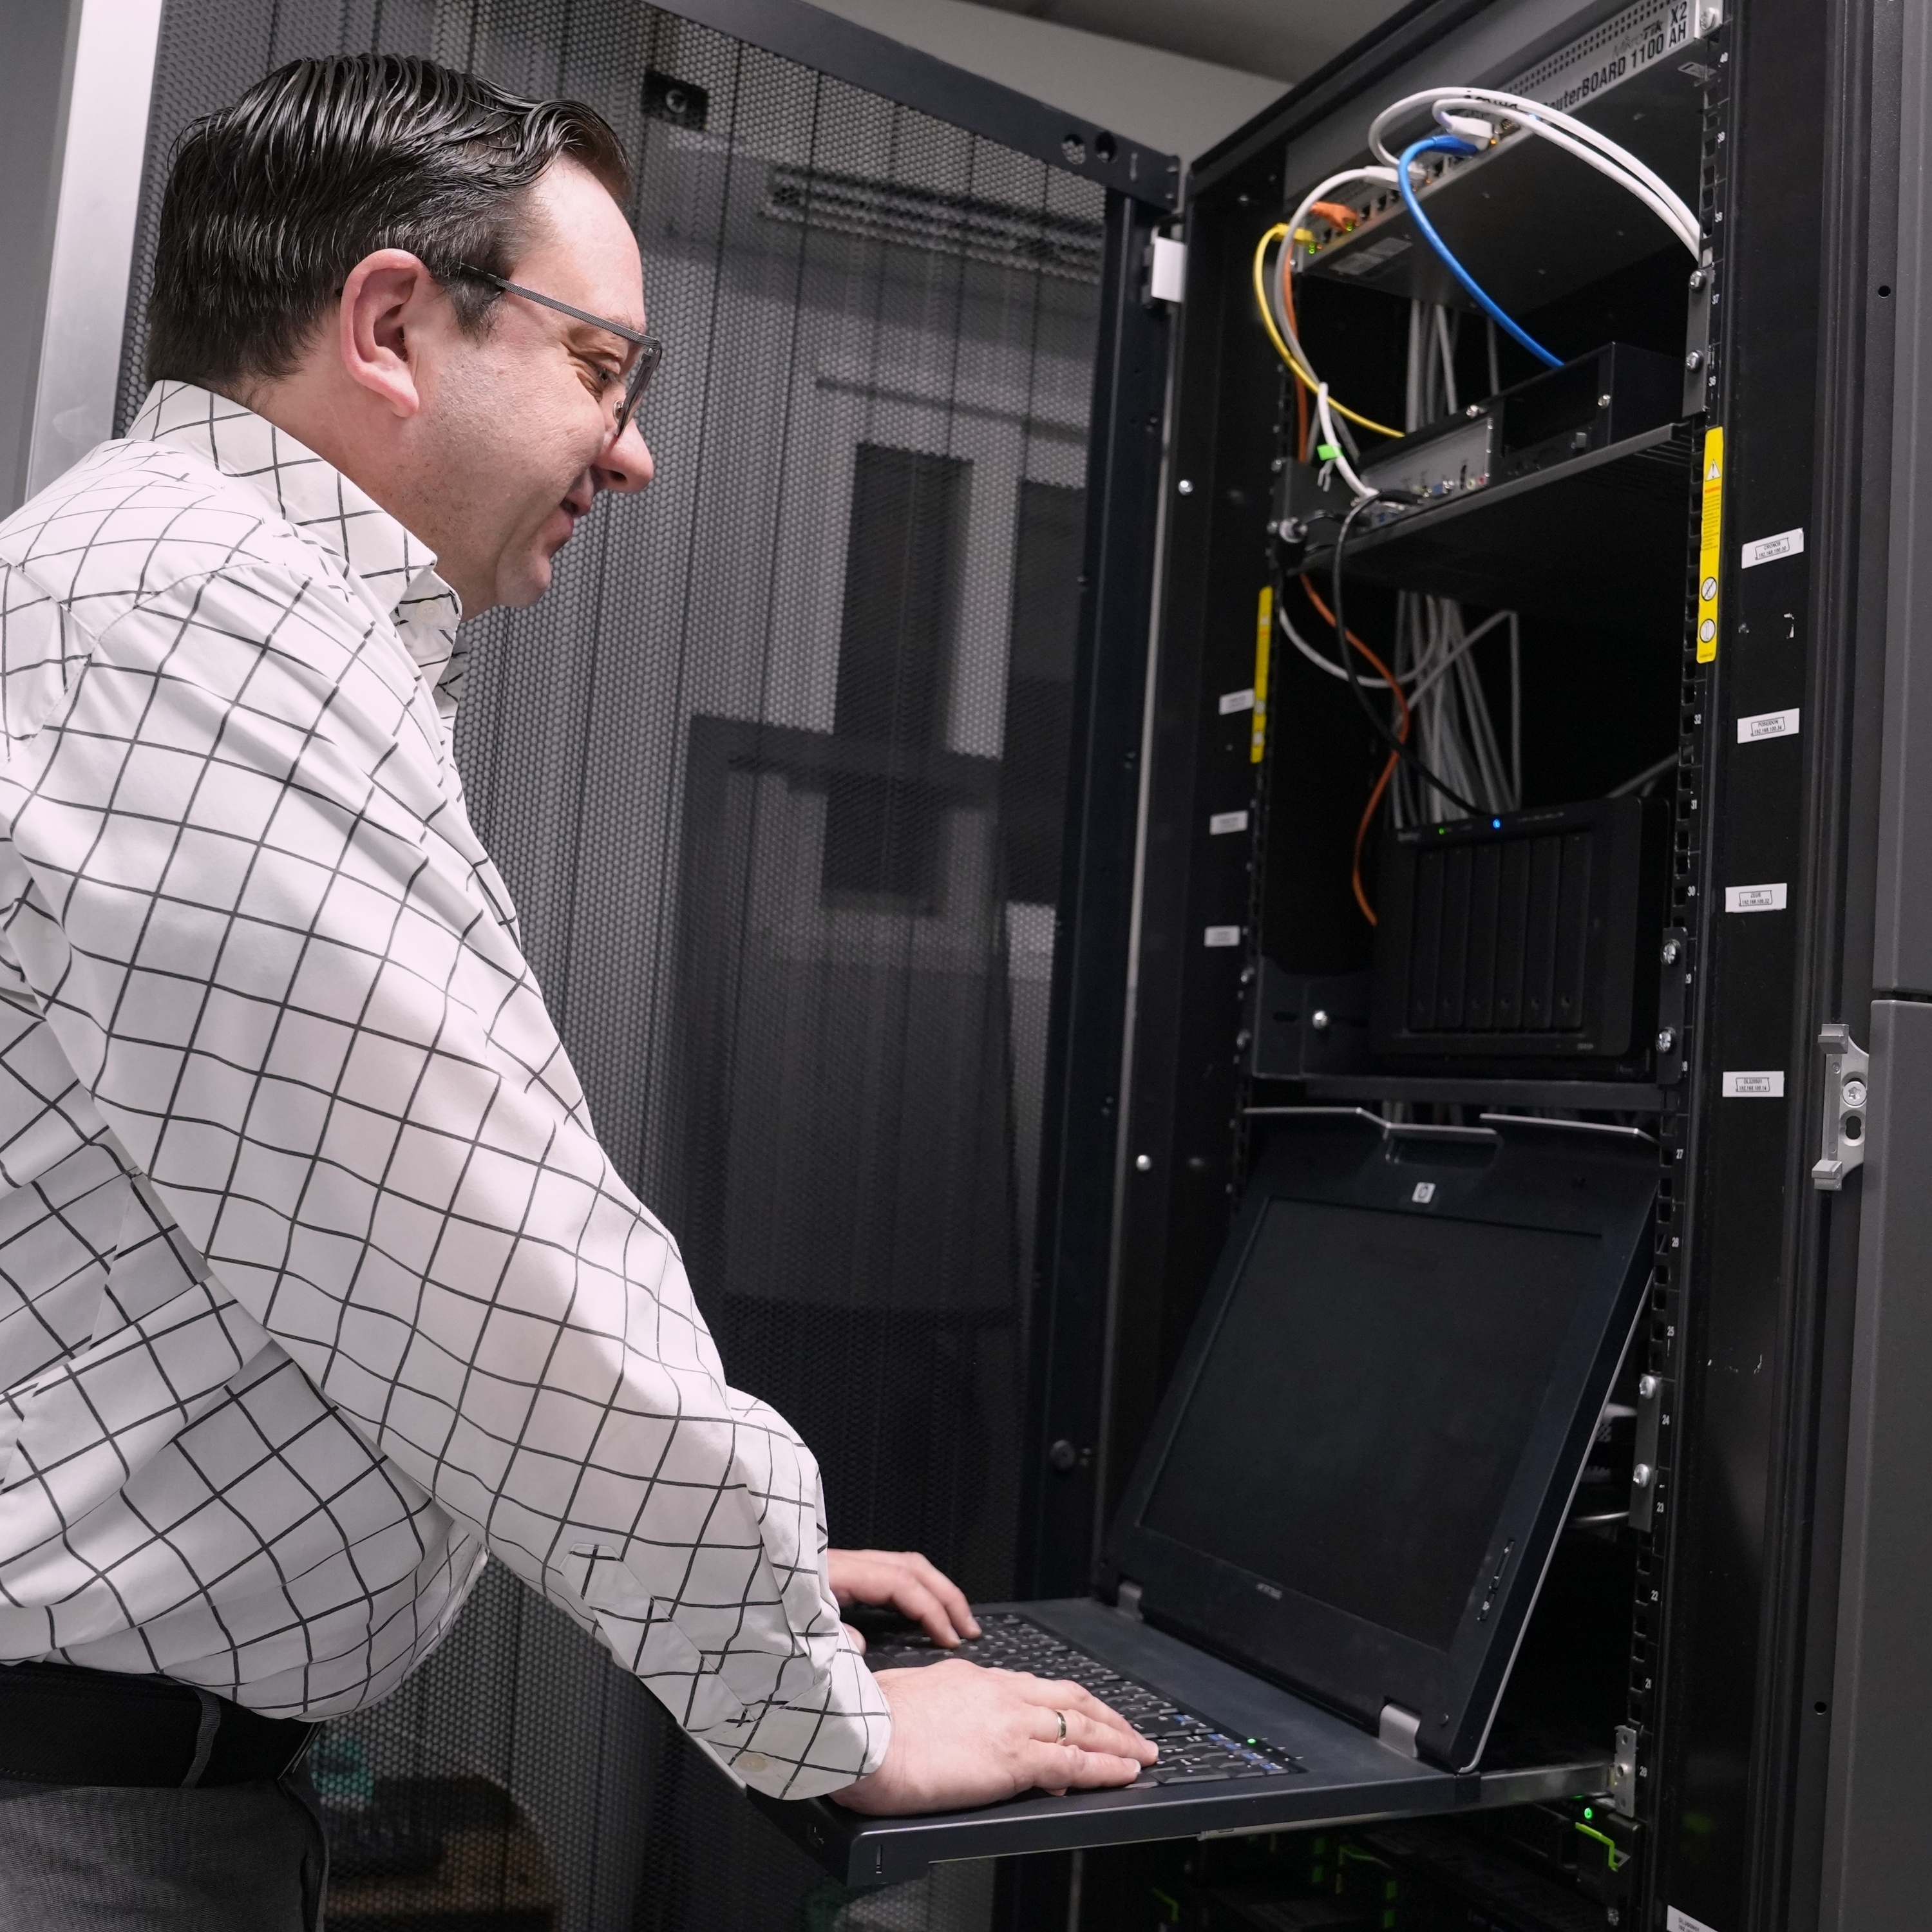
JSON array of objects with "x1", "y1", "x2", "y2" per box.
[{"x1": 454, "y1": 264, "x2": 664, "y2": 436}]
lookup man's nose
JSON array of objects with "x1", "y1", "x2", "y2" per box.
[{"x1": 596, "y1": 417, "x2": 654, "y2": 494}]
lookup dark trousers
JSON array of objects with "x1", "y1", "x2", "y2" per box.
[{"x1": 0, "y1": 1770, "x2": 327, "y2": 1930}]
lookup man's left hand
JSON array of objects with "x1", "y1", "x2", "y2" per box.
[{"x1": 828, "y1": 1548, "x2": 981, "y2": 1651}]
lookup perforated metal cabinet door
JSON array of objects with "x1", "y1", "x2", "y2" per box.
[{"x1": 117, "y1": 5, "x2": 1127, "y2": 1927}]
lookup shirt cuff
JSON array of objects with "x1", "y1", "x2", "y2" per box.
[{"x1": 699, "y1": 1641, "x2": 892, "y2": 1799}]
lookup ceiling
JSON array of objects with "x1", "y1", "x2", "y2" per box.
[{"x1": 959, "y1": 0, "x2": 1409, "y2": 83}]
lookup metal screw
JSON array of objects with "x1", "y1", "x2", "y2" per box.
[
  {"x1": 1843, "y1": 1077, "x2": 1868, "y2": 1109},
  {"x1": 1661, "y1": 938, "x2": 1681, "y2": 965},
  {"x1": 1632, "y1": 1463, "x2": 1655, "y2": 1489},
  {"x1": 1048, "y1": 1438, "x2": 1079, "y2": 1473},
  {"x1": 1135, "y1": 1153, "x2": 1152, "y2": 1171},
  {"x1": 1638, "y1": 1374, "x2": 1660, "y2": 1399},
  {"x1": 1465, "y1": 403, "x2": 1481, "y2": 417},
  {"x1": 1657, "y1": 1027, "x2": 1676, "y2": 1052},
  {"x1": 1689, "y1": 268, "x2": 1706, "y2": 290},
  {"x1": 1177, "y1": 478, "x2": 1194, "y2": 495},
  {"x1": 1311, "y1": 1009, "x2": 1331, "y2": 1031},
  {"x1": 1598, "y1": 393, "x2": 1613, "y2": 408},
  {"x1": 1685, "y1": 350, "x2": 1704, "y2": 371}
]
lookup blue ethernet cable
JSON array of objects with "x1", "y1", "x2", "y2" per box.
[{"x1": 1397, "y1": 133, "x2": 1563, "y2": 370}]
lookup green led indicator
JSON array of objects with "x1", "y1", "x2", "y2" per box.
[{"x1": 1584, "y1": 1806, "x2": 1594, "y2": 1819}]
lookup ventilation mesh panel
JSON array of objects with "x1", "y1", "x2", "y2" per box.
[{"x1": 119, "y1": 4, "x2": 1104, "y2": 1927}]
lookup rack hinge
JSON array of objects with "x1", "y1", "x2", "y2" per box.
[
  {"x1": 1378, "y1": 1702, "x2": 1421, "y2": 1758},
  {"x1": 1811, "y1": 1023, "x2": 1870, "y2": 1190}
]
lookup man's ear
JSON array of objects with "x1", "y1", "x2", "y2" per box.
[{"x1": 337, "y1": 249, "x2": 442, "y2": 419}]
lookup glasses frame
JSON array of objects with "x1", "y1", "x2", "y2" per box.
[{"x1": 455, "y1": 264, "x2": 663, "y2": 436}]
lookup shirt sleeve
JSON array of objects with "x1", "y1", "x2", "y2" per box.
[{"x1": 0, "y1": 559, "x2": 889, "y2": 1799}]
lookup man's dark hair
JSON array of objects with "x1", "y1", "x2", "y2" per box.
[{"x1": 146, "y1": 55, "x2": 630, "y2": 390}]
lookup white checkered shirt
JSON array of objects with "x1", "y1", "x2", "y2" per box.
[{"x1": 0, "y1": 383, "x2": 889, "y2": 1798}]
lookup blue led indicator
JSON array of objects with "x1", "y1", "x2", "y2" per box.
[{"x1": 1492, "y1": 817, "x2": 1502, "y2": 829}]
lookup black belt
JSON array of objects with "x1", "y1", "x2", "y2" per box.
[{"x1": 0, "y1": 1660, "x2": 316, "y2": 1788}]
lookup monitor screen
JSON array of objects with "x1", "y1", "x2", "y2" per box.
[{"x1": 1140, "y1": 1197, "x2": 1602, "y2": 1651}]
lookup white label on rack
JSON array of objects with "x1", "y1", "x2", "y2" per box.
[
  {"x1": 1219, "y1": 688, "x2": 1255, "y2": 715},
  {"x1": 1209, "y1": 810, "x2": 1249, "y2": 836},
  {"x1": 1668, "y1": 1909, "x2": 1722, "y2": 1932},
  {"x1": 1738, "y1": 707, "x2": 1799, "y2": 742},
  {"x1": 1722, "y1": 1070, "x2": 1785, "y2": 1098},
  {"x1": 1741, "y1": 527, "x2": 1804, "y2": 568},
  {"x1": 1204, "y1": 925, "x2": 1242, "y2": 948},
  {"x1": 1725, "y1": 882, "x2": 1788, "y2": 912}
]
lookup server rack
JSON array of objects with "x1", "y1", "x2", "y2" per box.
[
  {"x1": 8, "y1": 0, "x2": 1927, "y2": 1927},
  {"x1": 1021, "y1": 0, "x2": 1929, "y2": 1928}
]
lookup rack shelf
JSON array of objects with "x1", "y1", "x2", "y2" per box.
[
  {"x1": 1304, "y1": 423, "x2": 1694, "y2": 629},
  {"x1": 1251, "y1": 1073, "x2": 1668, "y2": 1112}
]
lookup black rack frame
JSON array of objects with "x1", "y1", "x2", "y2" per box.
[
  {"x1": 1037, "y1": 0, "x2": 1922, "y2": 1927},
  {"x1": 111, "y1": 2, "x2": 1914, "y2": 1922}
]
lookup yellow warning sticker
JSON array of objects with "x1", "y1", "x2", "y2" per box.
[
  {"x1": 1697, "y1": 427, "x2": 1724, "y2": 663},
  {"x1": 1253, "y1": 584, "x2": 1273, "y2": 763}
]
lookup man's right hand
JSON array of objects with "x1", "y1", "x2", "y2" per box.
[{"x1": 830, "y1": 1658, "x2": 1156, "y2": 1815}]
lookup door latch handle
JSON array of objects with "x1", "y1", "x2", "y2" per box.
[{"x1": 1812, "y1": 1023, "x2": 1870, "y2": 1191}]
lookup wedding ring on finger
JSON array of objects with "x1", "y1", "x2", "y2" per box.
[{"x1": 1054, "y1": 1709, "x2": 1067, "y2": 1743}]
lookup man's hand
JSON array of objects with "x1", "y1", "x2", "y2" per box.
[
  {"x1": 828, "y1": 1548, "x2": 980, "y2": 1649},
  {"x1": 831, "y1": 1658, "x2": 1155, "y2": 1815}
]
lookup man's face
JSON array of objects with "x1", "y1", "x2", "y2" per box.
[{"x1": 413, "y1": 158, "x2": 654, "y2": 614}]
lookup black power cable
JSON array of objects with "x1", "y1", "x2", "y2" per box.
[{"x1": 1327, "y1": 495, "x2": 1486, "y2": 820}]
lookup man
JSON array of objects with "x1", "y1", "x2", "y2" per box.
[{"x1": 0, "y1": 54, "x2": 1151, "y2": 1929}]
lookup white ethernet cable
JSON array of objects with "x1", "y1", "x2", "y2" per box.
[
  {"x1": 1314, "y1": 383, "x2": 1378, "y2": 499},
  {"x1": 1366, "y1": 87, "x2": 1702, "y2": 259}
]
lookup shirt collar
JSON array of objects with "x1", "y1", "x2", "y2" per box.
[{"x1": 127, "y1": 382, "x2": 466, "y2": 700}]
